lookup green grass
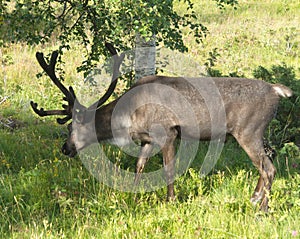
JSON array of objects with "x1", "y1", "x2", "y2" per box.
[
  {"x1": 179, "y1": 0, "x2": 300, "y2": 77},
  {"x1": 1, "y1": 0, "x2": 300, "y2": 238}
]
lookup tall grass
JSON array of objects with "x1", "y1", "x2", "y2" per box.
[{"x1": 0, "y1": 0, "x2": 299, "y2": 238}]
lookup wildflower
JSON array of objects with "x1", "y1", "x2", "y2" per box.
[{"x1": 292, "y1": 163, "x2": 298, "y2": 168}]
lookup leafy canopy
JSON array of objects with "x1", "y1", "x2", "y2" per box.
[{"x1": 0, "y1": 0, "x2": 237, "y2": 73}]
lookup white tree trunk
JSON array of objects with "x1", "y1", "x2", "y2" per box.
[{"x1": 135, "y1": 34, "x2": 156, "y2": 82}]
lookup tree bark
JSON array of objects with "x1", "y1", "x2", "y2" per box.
[{"x1": 135, "y1": 33, "x2": 156, "y2": 82}]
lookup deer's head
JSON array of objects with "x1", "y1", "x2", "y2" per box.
[{"x1": 30, "y1": 43, "x2": 124, "y2": 157}]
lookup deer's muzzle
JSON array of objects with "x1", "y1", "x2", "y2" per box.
[{"x1": 62, "y1": 142, "x2": 77, "y2": 158}]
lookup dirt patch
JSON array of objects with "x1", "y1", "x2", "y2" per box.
[{"x1": 0, "y1": 115, "x2": 25, "y2": 131}]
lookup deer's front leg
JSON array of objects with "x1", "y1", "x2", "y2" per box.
[
  {"x1": 250, "y1": 176, "x2": 264, "y2": 205},
  {"x1": 161, "y1": 129, "x2": 177, "y2": 201},
  {"x1": 134, "y1": 142, "x2": 153, "y2": 185}
]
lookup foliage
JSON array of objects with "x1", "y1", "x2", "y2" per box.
[
  {"x1": 204, "y1": 47, "x2": 223, "y2": 77},
  {"x1": 0, "y1": 0, "x2": 239, "y2": 74},
  {"x1": 215, "y1": 0, "x2": 239, "y2": 9}
]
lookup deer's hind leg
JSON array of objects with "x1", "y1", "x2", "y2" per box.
[
  {"x1": 233, "y1": 132, "x2": 276, "y2": 212},
  {"x1": 250, "y1": 140, "x2": 277, "y2": 206}
]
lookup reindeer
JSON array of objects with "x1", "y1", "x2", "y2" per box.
[{"x1": 31, "y1": 44, "x2": 293, "y2": 211}]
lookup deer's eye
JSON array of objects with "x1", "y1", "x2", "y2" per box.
[{"x1": 74, "y1": 111, "x2": 85, "y2": 124}]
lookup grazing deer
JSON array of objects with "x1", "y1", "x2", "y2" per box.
[{"x1": 31, "y1": 44, "x2": 293, "y2": 211}]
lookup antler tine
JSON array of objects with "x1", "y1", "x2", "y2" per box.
[
  {"x1": 105, "y1": 42, "x2": 118, "y2": 56},
  {"x1": 105, "y1": 43, "x2": 124, "y2": 80},
  {"x1": 30, "y1": 101, "x2": 69, "y2": 116},
  {"x1": 35, "y1": 51, "x2": 75, "y2": 103},
  {"x1": 89, "y1": 43, "x2": 124, "y2": 109},
  {"x1": 31, "y1": 51, "x2": 77, "y2": 124}
]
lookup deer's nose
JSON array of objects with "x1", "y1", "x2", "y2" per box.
[
  {"x1": 61, "y1": 143, "x2": 70, "y2": 155},
  {"x1": 61, "y1": 142, "x2": 77, "y2": 157},
  {"x1": 61, "y1": 142, "x2": 77, "y2": 158}
]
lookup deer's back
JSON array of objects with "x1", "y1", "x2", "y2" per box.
[{"x1": 126, "y1": 76, "x2": 281, "y2": 139}]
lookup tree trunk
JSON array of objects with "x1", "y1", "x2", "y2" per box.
[{"x1": 135, "y1": 33, "x2": 156, "y2": 82}]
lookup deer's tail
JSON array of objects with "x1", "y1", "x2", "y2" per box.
[{"x1": 272, "y1": 84, "x2": 293, "y2": 98}]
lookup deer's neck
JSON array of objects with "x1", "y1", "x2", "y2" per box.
[
  {"x1": 94, "y1": 101, "x2": 116, "y2": 142},
  {"x1": 94, "y1": 99, "x2": 132, "y2": 146}
]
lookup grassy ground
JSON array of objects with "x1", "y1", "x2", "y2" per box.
[{"x1": 1, "y1": 0, "x2": 300, "y2": 238}]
